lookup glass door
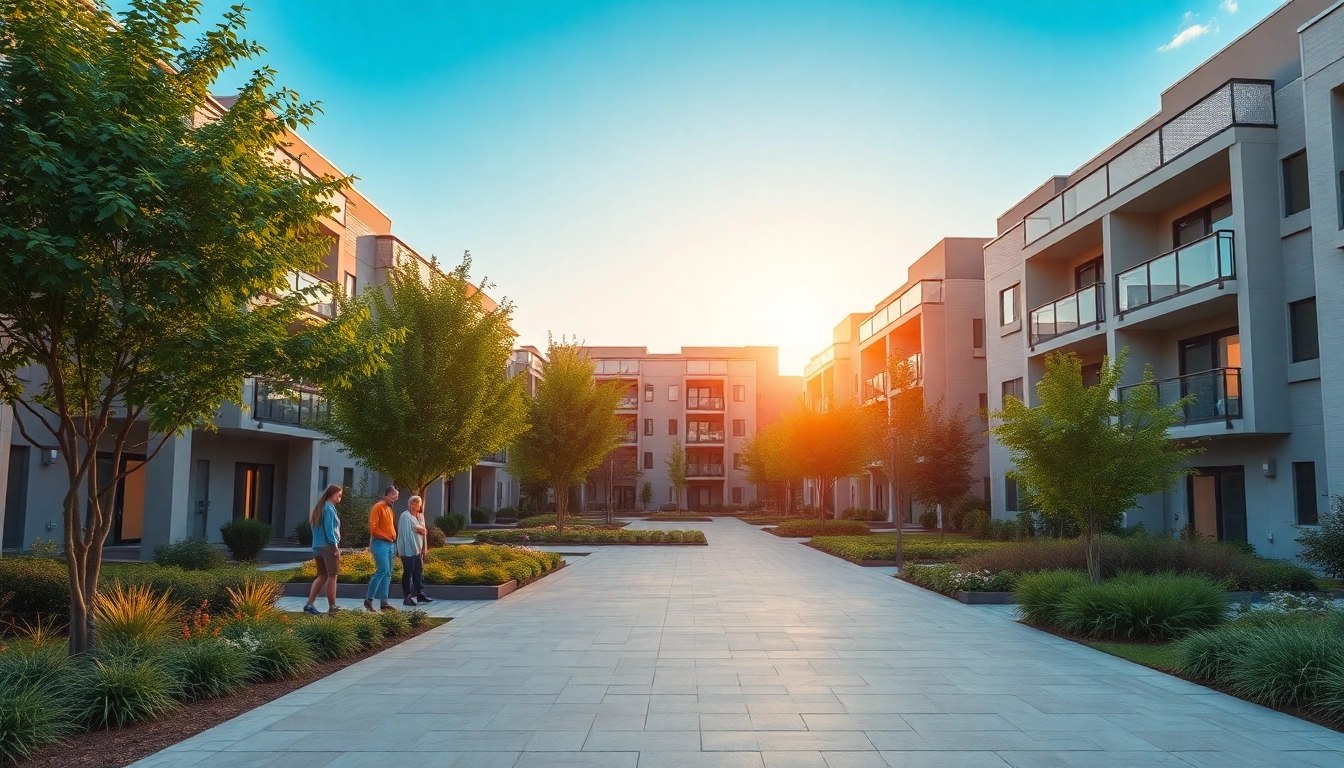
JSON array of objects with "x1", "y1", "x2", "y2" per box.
[
  {"x1": 232, "y1": 463, "x2": 275, "y2": 524},
  {"x1": 1179, "y1": 329, "x2": 1239, "y2": 421},
  {"x1": 3, "y1": 446, "x2": 29, "y2": 550},
  {"x1": 1187, "y1": 467, "x2": 1246, "y2": 542}
]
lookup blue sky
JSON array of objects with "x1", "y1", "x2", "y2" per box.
[{"x1": 130, "y1": 0, "x2": 1276, "y2": 374}]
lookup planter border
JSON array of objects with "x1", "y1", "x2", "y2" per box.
[{"x1": 283, "y1": 561, "x2": 566, "y2": 600}]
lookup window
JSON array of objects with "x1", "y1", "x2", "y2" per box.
[
  {"x1": 1175, "y1": 196, "x2": 1234, "y2": 246},
  {"x1": 733, "y1": 384, "x2": 746, "y2": 402},
  {"x1": 643, "y1": 452, "x2": 653, "y2": 470},
  {"x1": 643, "y1": 419, "x2": 653, "y2": 436},
  {"x1": 343, "y1": 272, "x2": 357, "y2": 298},
  {"x1": 317, "y1": 466, "x2": 329, "y2": 490},
  {"x1": 668, "y1": 487, "x2": 674, "y2": 503},
  {"x1": 668, "y1": 385, "x2": 679, "y2": 401},
  {"x1": 1005, "y1": 477, "x2": 1019, "y2": 512},
  {"x1": 1290, "y1": 298, "x2": 1319, "y2": 362},
  {"x1": 732, "y1": 453, "x2": 743, "y2": 470},
  {"x1": 667, "y1": 419, "x2": 678, "y2": 436},
  {"x1": 644, "y1": 384, "x2": 654, "y2": 402},
  {"x1": 1075, "y1": 257, "x2": 1103, "y2": 289},
  {"x1": 1001, "y1": 378, "x2": 1024, "y2": 404},
  {"x1": 1284, "y1": 151, "x2": 1310, "y2": 216},
  {"x1": 978, "y1": 393, "x2": 988, "y2": 413},
  {"x1": 732, "y1": 419, "x2": 746, "y2": 437},
  {"x1": 972, "y1": 318, "x2": 985, "y2": 350},
  {"x1": 1294, "y1": 462, "x2": 1318, "y2": 525},
  {"x1": 983, "y1": 477, "x2": 991, "y2": 500},
  {"x1": 731, "y1": 487, "x2": 743, "y2": 505},
  {"x1": 341, "y1": 467, "x2": 354, "y2": 490},
  {"x1": 999, "y1": 285, "x2": 1019, "y2": 326}
]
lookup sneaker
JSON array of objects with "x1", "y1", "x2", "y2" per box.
[
  {"x1": 380, "y1": 602, "x2": 399, "y2": 612},
  {"x1": 302, "y1": 604, "x2": 321, "y2": 615},
  {"x1": 326, "y1": 606, "x2": 341, "y2": 616},
  {"x1": 402, "y1": 597, "x2": 417, "y2": 607},
  {"x1": 416, "y1": 593, "x2": 434, "y2": 604},
  {"x1": 363, "y1": 598, "x2": 375, "y2": 613}
]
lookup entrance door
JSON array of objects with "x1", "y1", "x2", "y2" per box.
[
  {"x1": 232, "y1": 463, "x2": 275, "y2": 524},
  {"x1": 192, "y1": 459, "x2": 210, "y2": 539},
  {"x1": 1188, "y1": 467, "x2": 1247, "y2": 542},
  {"x1": 3, "y1": 446, "x2": 29, "y2": 549},
  {"x1": 99, "y1": 453, "x2": 147, "y2": 544}
]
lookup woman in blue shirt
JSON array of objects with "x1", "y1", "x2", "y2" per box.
[{"x1": 304, "y1": 483, "x2": 344, "y2": 615}]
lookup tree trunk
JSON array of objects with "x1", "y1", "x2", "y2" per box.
[
  {"x1": 555, "y1": 482, "x2": 567, "y2": 535},
  {"x1": 1084, "y1": 517, "x2": 1103, "y2": 584}
]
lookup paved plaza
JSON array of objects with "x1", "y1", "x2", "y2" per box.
[{"x1": 137, "y1": 521, "x2": 1344, "y2": 768}]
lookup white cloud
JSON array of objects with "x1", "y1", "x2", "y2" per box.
[
  {"x1": 1159, "y1": 16, "x2": 1220, "y2": 51},
  {"x1": 1220, "y1": 0, "x2": 1239, "y2": 13}
]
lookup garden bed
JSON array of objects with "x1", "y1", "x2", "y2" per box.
[
  {"x1": 12, "y1": 614, "x2": 449, "y2": 768},
  {"x1": 283, "y1": 545, "x2": 562, "y2": 589},
  {"x1": 807, "y1": 536, "x2": 1000, "y2": 563},
  {"x1": 644, "y1": 514, "x2": 713, "y2": 522},
  {"x1": 473, "y1": 527, "x2": 707, "y2": 545},
  {"x1": 280, "y1": 559, "x2": 565, "y2": 601}
]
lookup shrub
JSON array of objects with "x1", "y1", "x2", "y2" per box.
[
  {"x1": 1318, "y1": 662, "x2": 1344, "y2": 722},
  {"x1": 221, "y1": 624, "x2": 315, "y2": 681},
  {"x1": 1175, "y1": 624, "x2": 1261, "y2": 682},
  {"x1": 474, "y1": 527, "x2": 707, "y2": 545},
  {"x1": 517, "y1": 514, "x2": 558, "y2": 528},
  {"x1": 406, "y1": 608, "x2": 429, "y2": 628},
  {"x1": 919, "y1": 510, "x2": 938, "y2": 530},
  {"x1": 292, "y1": 617, "x2": 361, "y2": 660},
  {"x1": 434, "y1": 513, "x2": 465, "y2": 537},
  {"x1": 470, "y1": 507, "x2": 491, "y2": 524},
  {"x1": 904, "y1": 564, "x2": 1016, "y2": 594},
  {"x1": 962, "y1": 510, "x2": 990, "y2": 537},
  {"x1": 224, "y1": 579, "x2": 281, "y2": 621},
  {"x1": 769, "y1": 519, "x2": 870, "y2": 537},
  {"x1": 336, "y1": 612, "x2": 385, "y2": 650},
  {"x1": 0, "y1": 646, "x2": 71, "y2": 694},
  {"x1": 1053, "y1": 573, "x2": 1227, "y2": 640},
  {"x1": 1225, "y1": 622, "x2": 1344, "y2": 707},
  {"x1": 164, "y1": 638, "x2": 251, "y2": 701},
  {"x1": 495, "y1": 506, "x2": 518, "y2": 521},
  {"x1": 219, "y1": 519, "x2": 273, "y2": 562},
  {"x1": 0, "y1": 679, "x2": 74, "y2": 761},
  {"x1": 92, "y1": 584, "x2": 181, "y2": 648},
  {"x1": 290, "y1": 544, "x2": 560, "y2": 585},
  {"x1": 1014, "y1": 570, "x2": 1092, "y2": 627},
  {"x1": 72, "y1": 656, "x2": 180, "y2": 728},
  {"x1": 152, "y1": 537, "x2": 226, "y2": 571},
  {"x1": 1296, "y1": 499, "x2": 1344, "y2": 579},
  {"x1": 840, "y1": 508, "x2": 887, "y2": 522},
  {"x1": 809, "y1": 536, "x2": 999, "y2": 563},
  {"x1": 949, "y1": 493, "x2": 990, "y2": 532},
  {"x1": 294, "y1": 520, "x2": 313, "y2": 547},
  {"x1": 0, "y1": 557, "x2": 70, "y2": 625},
  {"x1": 425, "y1": 525, "x2": 447, "y2": 549},
  {"x1": 377, "y1": 609, "x2": 412, "y2": 638}
]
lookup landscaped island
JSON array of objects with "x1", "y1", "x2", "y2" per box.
[
  {"x1": 287, "y1": 544, "x2": 561, "y2": 586},
  {"x1": 475, "y1": 527, "x2": 707, "y2": 545}
]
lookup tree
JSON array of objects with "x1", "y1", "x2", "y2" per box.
[
  {"x1": 323, "y1": 257, "x2": 528, "y2": 502},
  {"x1": 588, "y1": 449, "x2": 640, "y2": 522},
  {"x1": 907, "y1": 399, "x2": 977, "y2": 541},
  {"x1": 0, "y1": 0, "x2": 388, "y2": 654},
  {"x1": 991, "y1": 349, "x2": 1198, "y2": 584},
  {"x1": 639, "y1": 481, "x2": 654, "y2": 512},
  {"x1": 741, "y1": 421, "x2": 803, "y2": 515},
  {"x1": 876, "y1": 350, "x2": 927, "y2": 568},
  {"x1": 665, "y1": 439, "x2": 688, "y2": 510},
  {"x1": 507, "y1": 339, "x2": 626, "y2": 533},
  {"x1": 784, "y1": 398, "x2": 878, "y2": 521}
]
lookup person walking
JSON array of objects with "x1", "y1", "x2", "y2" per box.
[
  {"x1": 397, "y1": 495, "x2": 432, "y2": 606},
  {"x1": 304, "y1": 484, "x2": 343, "y2": 616},
  {"x1": 365, "y1": 485, "x2": 399, "y2": 612}
]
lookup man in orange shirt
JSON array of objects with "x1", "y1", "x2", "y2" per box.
[{"x1": 364, "y1": 485, "x2": 400, "y2": 612}]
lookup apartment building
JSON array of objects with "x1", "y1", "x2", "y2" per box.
[
  {"x1": 802, "y1": 238, "x2": 990, "y2": 522},
  {"x1": 0, "y1": 97, "x2": 517, "y2": 558},
  {"x1": 581, "y1": 347, "x2": 800, "y2": 511},
  {"x1": 985, "y1": 0, "x2": 1343, "y2": 559}
]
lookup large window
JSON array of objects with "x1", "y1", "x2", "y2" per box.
[
  {"x1": 343, "y1": 272, "x2": 357, "y2": 298},
  {"x1": 667, "y1": 385, "x2": 679, "y2": 401},
  {"x1": 667, "y1": 419, "x2": 678, "y2": 436},
  {"x1": 1174, "y1": 196, "x2": 1233, "y2": 246},
  {"x1": 732, "y1": 419, "x2": 746, "y2": 437},
  {"x1": 733, "y1": 384, "x2": 746, "y2": 402},
  {"x1": 643, "y1": 418, "x2": 653, "y2": 436},
  {"x1": 317, "y1": 466, "x2": 328, "y2": 490},
  {"x1": 1294, "y1": 461, "x2": 1318, "y2": 525},
  {"x1": 731, "y1": 487, "x2": 743, "y2": 505},
  {"x1": 1283, "y1": 151, "x2": 1310, "y2": 216},
  {"x1": 972, "y1": 318, "x2": 985, "y2": 350},
  {"x1": 999, "y1": 285, "x2": 1019, "y2": 326},
  {"x1": 1001, "y1": 378, "x2": 1024, "y2": 404},
  {"x1": 643, "y1": 452, "x2": 653, "y2": 470},
  {"x1": 342, "y1": 467, "x2": 354, "y2": 490},
  {"x1": 1005, "y1": 477, "x2": 1019, "y2": 512},
  {"x1": 732, "y1": 453, "x2": 743, "y2": 470},
  {"x1": 1290, "y1": 298, "x2": 1319, "y2": 362},
  {"x1": 644, "y1": 384, "x2": 654, "y2": 402}
]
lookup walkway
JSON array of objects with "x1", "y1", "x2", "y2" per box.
[{"x1": 136, "y1": 520, "x2": 1344, "y2": 768}]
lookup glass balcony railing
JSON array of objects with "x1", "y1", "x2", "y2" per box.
[
  {"x1": 617, "y1": 396, "x2": 640, "y2": 410},
  {"x1": 687, "y1": 463, "x2": 725, "y2": 477},
  {"x1": 1024, "y1": 80, "x2": 1274, "y2": 245},
  {"x1": 287, "y1": 271, "x2": 336, "y2": 318},
  {"x1": 1115, "y1": 231, "x2": 1234, "y2": 314},
  {"x1": 253, "y1": 378, "x2": 328, "y2": 428},
  {"x1": 622, "y1": 430, "x2": 638, "y2": 444},
  {"x1": 1029, "y1": 283, "x2": 1104, "y2": 346},
  {"x1": 686, "y1": 429, "x2": 725, "y2": 443},
  {"x1": 686, "y1": 396, "x2": 725, "y2": 410},
  {"x1": 858, "y1": 280, "x2": 944, "y2": 342},
  {"x1": 1118, "y1": 367, "x2": 1242, "y2": 427},
  {"x1": 862, "y1": 353, "x2": 922, "y2": 401},
  {"x1": 804, "y1": 343, "x2": 851, "y2": 378}
]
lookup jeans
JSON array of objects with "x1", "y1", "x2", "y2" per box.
[
  {"x1": 400, "y1": 554, "x2": 424, "y2": 598},
  {"x1": 366, "y1": 539, "x2": 395, "y2": 601}
]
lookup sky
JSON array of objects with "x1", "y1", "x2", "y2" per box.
[{"x1": 123, "y1": 0, "x2": 1278, "y2": 375}]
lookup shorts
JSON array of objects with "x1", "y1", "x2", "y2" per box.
[{"x1": 313, "y1": 544, "x2": 340, "y2": 578}]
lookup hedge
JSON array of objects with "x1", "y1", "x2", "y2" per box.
[
  {"x1": 288, "y1": 544, "x2": 562, "y2": 585},
  {"x1": 809, "y1": 536, "x2": 1000, "y2": 562},
  {"x1": 474, "y1": 527, "x2": 707, "y2": 545},
  {"x1": 904, "y1": 563, "x2": 1017, "y2": 594},
  {"x1": 767, "y1": 519, "x2": 871, "y2": 537}
]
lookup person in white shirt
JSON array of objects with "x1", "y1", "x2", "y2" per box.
[{"x1": 396, "y1": 495, "x2": 433, "y2": 606}]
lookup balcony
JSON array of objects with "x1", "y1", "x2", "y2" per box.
[
  {"x1": 862, "y1": 353, "x2": 922, "y2": 403},
  {"x1": 621, "y1": 430, "x2": 638, "y2": 444},
  {"x1": 1024, "y1": 80, "x2": 1274, "y2": 245},
  {"x1": 1115, "y1": 231, "x2": 1234, "y2": 315},
  {"x1": 859, "y1": 280, "x2": 944, "y2": 342},
  {"x1": 1029, "y1": 283, "x2": 1104, "y2": 347},
  {"x1": 617, "y1": 396, "x2": 640, "y2": 410},
  {"x1": 804, "y1": 343, "x2": 851, "y2": 378},
  {"x1": 480, "y1": 451, "x2": 508, "y2": 464},
  {"x1": 253, "y1": 379, "x2": 328, "y2": 428},
  {"x1": 687, "y1": 463, "x2": 725, "y2": 477},
  {"x1": 287, "y1": 271, "x2": 336, "y2": 319},
  {"x1": 686, "y1": 429, "x2": 725, "y2": 444},
  {"x1": 686, "y1": 396, "x2": 725, "y2": 411},
  {"x1": 594, "y1": 359, "x2": 640, "y2": 376},
  {"x1": 1118, "y1": 368, "x2": 1242, "y2": 428}
]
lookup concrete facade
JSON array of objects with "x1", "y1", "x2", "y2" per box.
[
  {"x1": 803, "y1": 238, "x2": 991, "y2": 523},
  {"x1": 984, "y1": 0, "x2": 1340, "y2": 560},
  {"x1": 581, "y1": 347, "x2": 801, "y2": 511}
]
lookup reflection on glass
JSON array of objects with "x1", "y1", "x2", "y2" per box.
[{"x1": 1177, "y1": 238, "x2": 1218, "y2": 291}]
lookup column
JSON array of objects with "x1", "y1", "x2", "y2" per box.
[
  {"x1": 424, "y1": 476, "x2": 447, "y2": 521},
  {"x1": 0, "y1": 407, "x2": 12, "y2": 550},
  {"x1": 449, "y1": 468, "x2": 472, "y2": 516},
  {"x1": 139, "y1": 430, "x2": 193, "y2": 560},
  {"x1": 284, "y1": 439, "x2": 319, "y2": 539}
]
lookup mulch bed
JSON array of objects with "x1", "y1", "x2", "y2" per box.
[{"x1": 16, "y1": 619, "x2": 449, "y2": 768}]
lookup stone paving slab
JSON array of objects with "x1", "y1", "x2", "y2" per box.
[{"x1": 133, "y1": 519, "x2": 1344, "y2": 767}]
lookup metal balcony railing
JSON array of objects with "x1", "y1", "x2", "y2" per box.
[
  {"x1": 686, "y1": 430, "x2": 725, "y2": 443},
  {"x1": 621, "y1": 430, "x2": 638, "y2": 444},
  {"x1": 479, "y1": 451, "x2": 508, "y2": 464},
  {"x1": 1118, "y1": 367, "x2": 1242, "y2": 428},
  {"x1": 686, "y1": 396, "x2": 725, "y2": 410},
  {"x1": 617, "y1": 396, "x2": 640, "y2": 410},
  {"x1": 1029, "y1": 283, "x2": 1104, "y2": 346},
  {"x1": 687, "y1": 463, "x2": 725, "y2": 477},
  {"x1": 253, "y1": 379, "x2": 328, "y2": 428},
  {"x1": 1024, "y1": 79, "x2": 1274, "y2": 245},
  {"x1": 859, "y1": 280, "x2": 944, "y2": 342},
  {"x1": 1115, "y1": 231, "x2": 1234, "y2": 315},
  {"x1": 287, "y1": 271, "x2": 336, "y2": 318}
]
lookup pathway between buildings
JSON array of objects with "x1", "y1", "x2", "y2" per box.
[{"x1": 136, "y1": 520, "x2": 1344, "y2": 768}]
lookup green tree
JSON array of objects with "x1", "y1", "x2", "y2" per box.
[
  {"x1": 991, "y1": 349, "x2": 1198, "y2": 583},
  {"x1": 507, "y1": 339, "x2": 626, "y2": 533},
  {"x1": 741, "y1": 420, "x2": 803, "y2": 515},
  {"x1": 639, "y1": 481, "x2": 654, "y2": 512},
  {"x1": 588, "y1": 448, "x2": 641, "y2": 522},
  {"x1": 875, "y1": 350, "x2": 926, "y2": 567},
  {"x1": 907, "y1": 399, "x2": 978, "y2": 541},
  {"x1": 322, "y1": 257, "x2": 527, "y2": 502},
  {"x1": 0, "y1": 0, "x2": 387, "y2": 654},
  {"x1": 785, "y1": 398, "x2": 878, "y2": 521},
  {"x1": 665, "y1": 438, "x2": 688, "y2": 510}
]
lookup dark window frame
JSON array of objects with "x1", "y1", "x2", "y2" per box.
[
  {"x1": 1283, "y1": 150, "x2": 1310, "y2": 216},
  {"x1": 999, "y1": 284, "x2": 1019, "y2": 326},
  {"x1": 733, "y1": 384, "x2": 746, "y2": 402},
  {"x1": 642, "y1": 452, "x2": 653, "y2": 470},
  {"x1": 1290, "y1": 298, "x2": 1320, "y2": 363},
  {"x1": 1294, "y1": 461, "x2": 1319, "y2": 525},
  {"x1": 972, "y1": 318, "x2": 985, "y2": 349},
  {"x1": 732, "y1": 419, "x2": 747, "y2": 437},
  {"x1": 643, "y1": 418, "x2": 654, "y2": 436},
  {"x1": 667, "y1": 418, "x2": 678, "y2": 436},
  {"x1": 1173, "y1": 195, "x2": 1234, "y2": 246}
]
